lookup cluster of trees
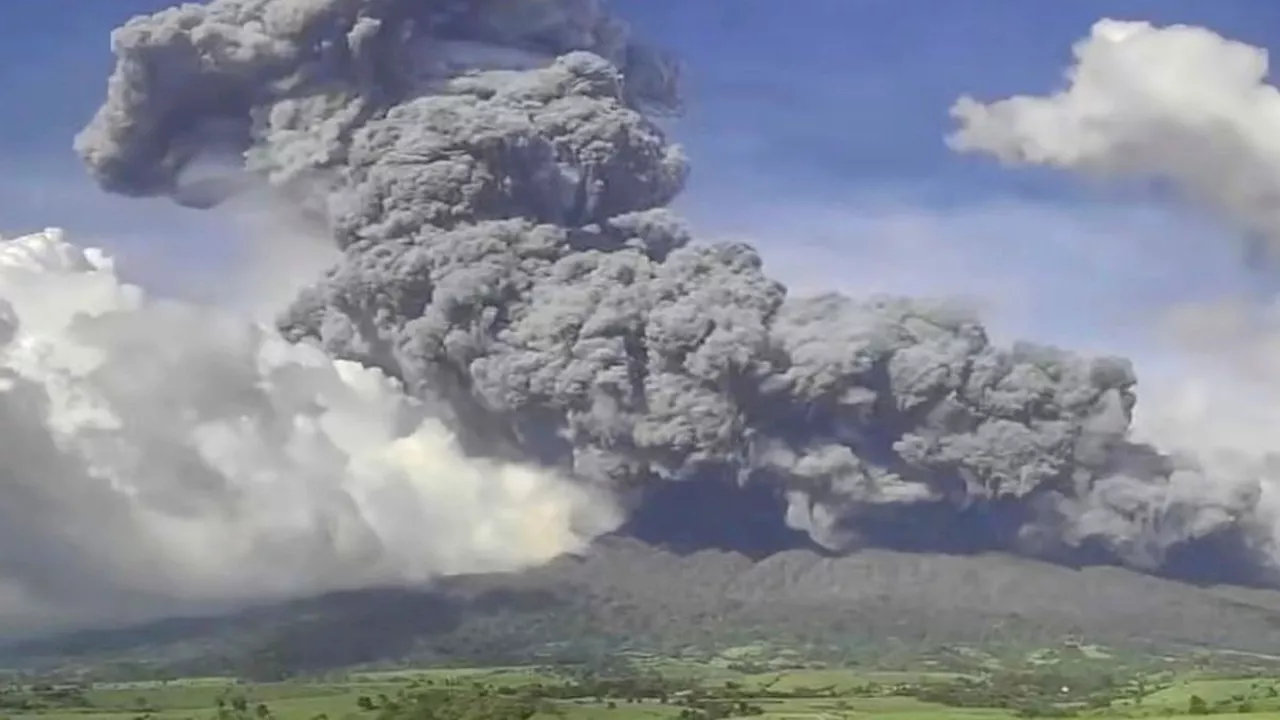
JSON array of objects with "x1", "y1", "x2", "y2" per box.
[
  {"x1": 886, "y1": 670, "x2": 1141, "y2": 718},
  {"x1": 1184, "y1": 681, "x2": 1280, "y2": 716},
  {"x1": 212, "y1": 693, "x2": 275, "y2": 720},
  {"x1": 888, "y1": 673, "x2": 1280, "y2": 717},
  {"x1": 356, "y1": 688, "x2": 546, "y2": 720},
  {"x1": 349, "y1": 672, "x2": 769, "y2": 720},
  {"x1": 0, "y1": 683, "x2": 93, "y2": 711}
]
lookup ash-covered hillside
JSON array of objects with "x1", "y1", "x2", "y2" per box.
[{"x1": 10, "y1": 539, "x2": 1280, "y2": 675}]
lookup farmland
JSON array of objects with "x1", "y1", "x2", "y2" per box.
[{"x1": 4, "y1": 657, "x2": 1280, "y2": 720}]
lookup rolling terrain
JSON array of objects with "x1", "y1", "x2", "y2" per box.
[
  {"x1": 2, "y1": 647, "x2": 1280, "y2": 720},
  {"x1": 8, "y1": 538, "x2": 1280, "y2": 679}
]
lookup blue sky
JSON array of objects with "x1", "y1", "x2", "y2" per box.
[{"x1": 0, "y1": 1, "x2": 1274, "y2": 359}]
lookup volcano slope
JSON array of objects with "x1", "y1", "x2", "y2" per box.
[
  {"x1": 8, "y1": 537, "x2": 1280, "y2": 676},
  {"x1": 17, "y1": 0, "x2": 1280, "y2": 675}
]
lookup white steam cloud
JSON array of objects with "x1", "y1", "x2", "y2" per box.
[
  {"x1": 0, "y1": 227, "x2": 619, "y2": 635},
  {"x1": 949, "y1": 18, "x2": 1280, "y2": 256}
]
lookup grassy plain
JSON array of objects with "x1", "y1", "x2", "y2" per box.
[{"x1": 6, "y1": 659, "x2": 1280, "y2": 720}]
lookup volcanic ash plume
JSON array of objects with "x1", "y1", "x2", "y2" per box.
[
  {"x1": 0, "y1": 227, "x2": 617, "y2": 634},
  {"x1": 68, "y1": 0, "x2": 1280, "y2": 585}
]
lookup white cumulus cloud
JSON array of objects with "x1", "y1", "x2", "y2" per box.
[
  {"x1": 949, "y1": 18, "x2": 1280, "y2": 256},
  {"x1": 0, "y1": 227, "x2": 619, "y2": 636}
]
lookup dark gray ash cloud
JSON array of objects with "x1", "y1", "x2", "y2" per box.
[{"x1": 71, "y1": 0, "x2": 1280, "y2": 595}]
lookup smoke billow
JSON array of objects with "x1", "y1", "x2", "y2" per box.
[
  {"x1": 45, "y1": 0, "x2": 1280, "y2": 628},
  {"x1": 0, "y1": 226, "x2": 617, "y2": 634}
]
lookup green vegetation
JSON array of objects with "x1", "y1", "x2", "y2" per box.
[{"x1": 6, "y1": 656, "x2": 1280, "y2": 720}]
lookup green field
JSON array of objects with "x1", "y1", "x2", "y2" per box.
[{"x1": 6, "y1": 662, "x2": 1280, "y2": 720}]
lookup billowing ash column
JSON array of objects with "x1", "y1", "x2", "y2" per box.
[{"x1": 76, "y1": 0, "x2": 1270, "y2": 576}]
